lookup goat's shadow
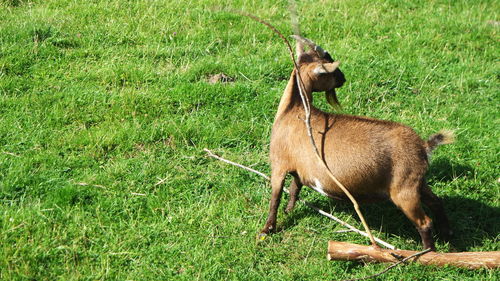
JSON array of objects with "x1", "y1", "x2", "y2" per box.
[
  {"x1": 279, "y1": 158, "x2": 499, "y2": 251},
  {"x1": 427, "y1": 157, "x2": 475, "y2": 183}
]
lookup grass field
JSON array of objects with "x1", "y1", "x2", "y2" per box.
[{"x1": 0, "y1": 0, "x2": 499, "y2": 280}]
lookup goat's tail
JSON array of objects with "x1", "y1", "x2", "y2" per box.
[{"x1": 425, "y1": 130, "x2": 455, "y2": 155}]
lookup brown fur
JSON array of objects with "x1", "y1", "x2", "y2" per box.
[{"x1": 260, "y1": 50, "x2": 452, "y2": 250}]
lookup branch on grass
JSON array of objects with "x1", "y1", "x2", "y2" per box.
[
  {"x1": 328, "y1": 241, "x2": 500, "y2": 270},
  {"x1": 341, "y1": 247, "x2": 432, "y2": 281},
  {"x1": 203, "y1": 149, "x2": 395, "y2": 250}
]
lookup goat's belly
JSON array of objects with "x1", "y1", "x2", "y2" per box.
[
  {"x1": 307, "y1": 178, "x2": 338, "y2": 198},
  {"x1": 303, "y1": 176, "x2": 389, "y2": 203}
]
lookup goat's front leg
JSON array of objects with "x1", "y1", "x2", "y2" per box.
[
  {"x1": 258, "y1": 170, "x2": 286, "y2": 239},
  {"x1": 285, "y1": 175, "x2": 302, "y2": 214}
]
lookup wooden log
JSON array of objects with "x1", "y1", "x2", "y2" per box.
[{"x1": 327, "y1": 241, "x2": 500, "y2": 269}]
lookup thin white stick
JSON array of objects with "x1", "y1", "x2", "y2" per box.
[
  {"x1": 333, "y1": 229, "x2": 354, "y2": 233},
  {"x1": 300, "y1": 199, "x2": 395, "y2": 249},
  {"x1": 203, "y1": 149, "x2": 395, "y2": 250},
  {"x1": 204, "y1": 148, "x2": 270, "y2": 180}
]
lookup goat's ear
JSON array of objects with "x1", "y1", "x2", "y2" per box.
[{"x1": 313, "y1": 61, "x2": 340, "y2": 75}]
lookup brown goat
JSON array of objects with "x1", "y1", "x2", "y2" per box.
[{"x1": 259, "y1": 37, "x2": 453, "y2": 251}]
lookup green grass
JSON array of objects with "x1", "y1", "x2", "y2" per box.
[{"x1": 0, "y1": 0, "x2": 499, "y2": 280}]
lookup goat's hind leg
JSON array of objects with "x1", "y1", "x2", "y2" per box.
[
  {"x1": 259, "y1": 170, "x2": 287, "y2": 239},
  {"x1": 285, "y1": 174, "x2": 303, "y2": 214},
  {"x1": 391, "y1": 187, "x2": 436, "y2": 251},
  {"x1": 421, "y1": 183, "x2": 452, "y2": 240}
]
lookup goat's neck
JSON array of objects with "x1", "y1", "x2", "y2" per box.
[{"x1": 274, "y1": 69, "x2": 313, "y2": 121}]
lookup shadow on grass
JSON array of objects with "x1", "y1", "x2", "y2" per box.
[
  {"x1": 442, "y1": 196, "x2": 500, "y2": 250},
  {"x1": 281, "y1": 195, "x2": 498, "y2": 251},
  {"x1": 427, "y1": 157, "x2": 475, "y2": 182},
  {"x1": 278, "y1": 159, "x2": 498, "y2": 251}
]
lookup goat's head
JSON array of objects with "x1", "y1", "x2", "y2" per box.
[{"x1": 292, "y1": 35, "x2": 346, "y2": 107}]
